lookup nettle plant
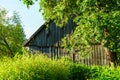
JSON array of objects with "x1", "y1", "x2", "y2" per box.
[{"x1": 21, "y1": 0, "x2": 120, "y2": 57}]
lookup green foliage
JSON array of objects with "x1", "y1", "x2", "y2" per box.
[
  {"x1": 89, "y1": 66, "x2": 120, "y2": 80},
  {"x1": 21, "y1": 0, "x2": 120, "y2": 57},
  {"x1": 0, "y1": 54, "x2": 71, "y2": 80},
  {"x1": 0, "y1": 7, "x2": 25, "y2": 57},
  {"x1": 70, "y1": 63, "x2": 90, "y2": 80},
  {"x1": 0, "y1": 53, "x2": 120, "y2": 80},
  {"x1": 70, "y1": 64, "x2": 120, "y2": 80}
]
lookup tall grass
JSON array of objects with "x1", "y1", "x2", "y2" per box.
[{"x1": 0, "y1": 53, "x2": 120, "y2": 80}]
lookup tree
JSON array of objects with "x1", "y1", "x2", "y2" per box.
[
  {"x1": 21, "y1": 0, "x2": 120, "y2": 57},
  {"x1": 0, "y1": 7, "x2": 25, "y2": 57}
]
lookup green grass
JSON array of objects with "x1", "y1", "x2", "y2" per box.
[{"x1": 0, "y1": 53, "x2": 120, "y2": 80}]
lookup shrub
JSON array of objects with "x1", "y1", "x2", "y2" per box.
[
  {"x1": 0, "y1": 54, "x2": 71, "y2": 80},
  {"x1": 0, "y1": 53, "x2": 120, "y2": 80}
]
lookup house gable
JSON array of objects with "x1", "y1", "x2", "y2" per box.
[{"x1": 24, "y1": 20, "x2": 76, "y2": 53}]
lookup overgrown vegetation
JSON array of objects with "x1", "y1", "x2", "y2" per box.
[{"x1": 0, "y1": 53, "x2": 120, "y2": 80}]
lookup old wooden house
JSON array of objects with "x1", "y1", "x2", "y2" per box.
[{"x1": 24, "y1": 20, "x2": 117, "y2": 66}]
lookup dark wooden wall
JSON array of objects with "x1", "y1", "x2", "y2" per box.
[
  {"x1": 26, "y1": 20, "x2": 112, "y2": 66},
  {"x1": 29, "y1": 45, "x2": 110, "y2": 66},
  {"x1": 29, "y1": 20, "x2": 75, "y2": 47},
  {"x1": 28, "y1": 20, "x2": 75, "y2": 57}
]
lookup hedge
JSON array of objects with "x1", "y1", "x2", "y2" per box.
[{"x1": 0, "y1": 54, "x2": 120, "y2": 80}]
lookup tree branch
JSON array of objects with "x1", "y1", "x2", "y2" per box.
[{"x1": 1, "y1": 34, "x2": 14, "y2": 57}]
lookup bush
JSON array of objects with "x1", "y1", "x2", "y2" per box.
[
  {"x1": 0, "y1": 53, "x2": 120, "y2": 80},
  {"x1": 69, "y1": 63, "x2": 90, "y2": 80},
  {"x1": 89, "y1": 66, "x2": 120, "y2": 80},
  {"x1": 0, "y1": 54, "x2": 71, "y2": 80}
]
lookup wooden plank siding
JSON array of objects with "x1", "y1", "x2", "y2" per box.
[
  {"x1": 76, "y1": 45, "x2": 109, "y2": 66},
  {"x1": 29, "y1": 44, "x2": 110, "y2": 66},
  {"x1": 24, "y1": 20, "x2": 115, "y2": 66}
]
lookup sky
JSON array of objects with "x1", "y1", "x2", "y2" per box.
[{"x1": 0, "y1": 0, "x2": 45, "y2": 39}]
